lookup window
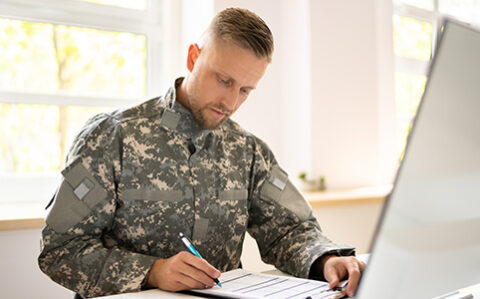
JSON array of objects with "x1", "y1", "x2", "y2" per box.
[
  {"x1": 80, "y1": 0, "x2": 147, "y2": 10},
  {"x1": 0, "y1": 0, "x2": 165, "y2": 203},
  {"x1": 392, "y1": 0, "x2": 480, "y2": 159}
]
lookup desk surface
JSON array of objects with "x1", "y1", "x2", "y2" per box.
[
  {"x1": 96, "y1": 283, "x2": 480, "y2": 299},
  {"x1": 95, "y1": 256, "x2": 480, "y2": 299},
  {"x1": 97, "y1": 289, "x2": 197, "y2": 298}
]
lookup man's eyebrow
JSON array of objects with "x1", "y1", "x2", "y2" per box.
[{"x1": 217, "y1": 71, "x2": 256, "y2": 90}]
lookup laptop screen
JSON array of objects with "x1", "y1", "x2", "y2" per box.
[{"x1": 356, "y1": 19, "x2": 480, "y2": 299}]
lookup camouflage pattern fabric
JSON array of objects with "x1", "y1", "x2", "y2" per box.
[{"x1": 38, "y1": 78, "x2": 355, "y2": 298}]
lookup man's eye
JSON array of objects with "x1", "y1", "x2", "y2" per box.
[
  {"x1": 240, "y1": 88, "x2": 250, "y2": 95},
  {"x1": 217, "y1": 77, "x2": 229, "y2": 86}
]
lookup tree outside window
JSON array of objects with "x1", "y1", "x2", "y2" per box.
[
  {"x1": 0, "y1": 18, "x2": 146, "y2": 174},
  {"x1": 393, "y1": 0, "x2": 480, "y2": 160}
]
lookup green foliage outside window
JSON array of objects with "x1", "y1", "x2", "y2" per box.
[
  {"x1": 393, "y1": 15, "x2": 432, "y2": 158},
  {"x1": 0, "y1": 18, "x2": 146, "y2": 174},
  {"x1": 393, "y1": 2, "x2": 480, "y2": 160},
  {"x1": 393, "y1": 16, "x2": 433, "y2": 62}
]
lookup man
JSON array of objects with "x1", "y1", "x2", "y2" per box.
[{"x1": 39, "y1": 8, "x2": 365, "y2": 298}]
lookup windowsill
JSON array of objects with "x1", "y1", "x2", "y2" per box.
[
  {"x1": 303, "y1": 184, "x2": 391, "y2": 207},
  {"x1": 0, "y1": 201, "x2": 46, "y2": 231},
  {"x1": 0, "y1": 185, "x2": 391, "y2": 231}
]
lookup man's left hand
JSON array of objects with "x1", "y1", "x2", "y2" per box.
[{"x1": 321, "y1": 255, "x2": 366, "y2": 297}]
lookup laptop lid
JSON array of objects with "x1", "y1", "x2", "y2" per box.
[{"x1": 356, "y1": 19, "x2": 480, "y2": 299}]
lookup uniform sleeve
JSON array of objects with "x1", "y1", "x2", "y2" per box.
[
  {"x1": 247, "y1": 137, "x2": 355, "y2": 279},
  {"x1": 38, "y1": 114, "x2": 157, "y2": 298}
]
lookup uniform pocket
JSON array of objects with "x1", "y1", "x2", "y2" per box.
[
  {"x1": 114, "y1": 188, "x2": 187, "y2": 255},
  {"x1": 213, "y1": 188, "x2": 249, "y2": 235},
  {"x1": 204, "y1": 189, "x2": 249, "y2": 269}
]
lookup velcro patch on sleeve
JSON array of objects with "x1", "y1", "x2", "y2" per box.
[
  {"x1": 73, "y1": 178, "x2": 94, "y2": 200},
  {"x1": 260, "y1": 165, "x2": 313, "y2": 221},
  {"x1": 46, "y1": 160, "x2": 108, "y2": 233},
  {"x1": 269, "y1": 166, "x2": 288, "y2": 191}
]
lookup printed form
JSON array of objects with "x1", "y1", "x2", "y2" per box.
[{"x1": 189, "y1": 269, "x2": 346, "y2": 299}]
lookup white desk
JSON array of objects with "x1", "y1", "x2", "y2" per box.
[
  {"x1": 96, "y1": 283, "x2": 480, "y2": 299},
  {"x1": 93, "y1": 255, "x2": 480, "y2": 299},
  {"x1": 95, "y1": 278, "x2": 480, "y2": 299},
  {"x1": 96, "y1": 289, "x2": 193, "y2": 298}
]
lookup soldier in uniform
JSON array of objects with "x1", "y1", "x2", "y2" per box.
[{"x1": 39, "y1": 7, "x2": 365, "y2": 298}]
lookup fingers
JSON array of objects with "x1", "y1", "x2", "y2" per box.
[
  {"x1": 359, "y1": 261, "x2": 366, "y2": 271},
  {"x1": 324, "y1": 266, "x2": 339, "y2": 289},
  {"x1": 180, "y1": 251, "x2": 221, "y2": 280},
  {"x1": 323, "y1": 256, "x2": 365, "y2": 297},
  {"x1": 172, "y1": 254, "x2": 216, "y2": 288},
  {"x1": 343, "y1": 257, "x2": 362, "y2": 297},
  {"x1": 147, "y1": 252, "x2": 222, "y2": 292},
  {"x1": 177, "y1": 271, "x2": 212, "y2": 289}
]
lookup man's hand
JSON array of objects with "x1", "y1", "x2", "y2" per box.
[
  {"x1": 146, "y1": 251, "x2": 221, "y2": 292},
  {"x1": 321, "y1": 255, "x2": 366, "y2": 297}
]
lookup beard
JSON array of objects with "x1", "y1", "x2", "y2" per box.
[{"x1": 187, "y1": 96, "x2": 232, "y2": 130}]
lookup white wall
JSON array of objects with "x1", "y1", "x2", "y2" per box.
[
  {"x1": 0, "y1": 229, "x2": 73, "y2": 299},
  {"x1": 309, "y1": 0, "x2": 396, "y2": 189}
]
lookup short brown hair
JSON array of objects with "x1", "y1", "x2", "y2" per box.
[{"x1": 207, "y1": 8, "x2": 274, "y2": 62}]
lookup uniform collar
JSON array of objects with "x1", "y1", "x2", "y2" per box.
[{"x1": 159, "y1": 77, "x2": 222, "y2": 150}]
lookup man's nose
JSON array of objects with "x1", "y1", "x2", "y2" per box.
[{"x1": 220, "y1": 88, "x2": 239, "y2": 112}]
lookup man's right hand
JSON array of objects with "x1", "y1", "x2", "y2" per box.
[{"x1": 146, "y1": 251, "x2": 221, "y2": 292}]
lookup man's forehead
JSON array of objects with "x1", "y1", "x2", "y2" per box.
[{"x1": 203, "y1": 39, "x2": 268, "y2": 86}]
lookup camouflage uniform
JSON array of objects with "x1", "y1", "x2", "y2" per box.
[{"x1": 38, "y1": 78, "x2": 355, "y2": 298}]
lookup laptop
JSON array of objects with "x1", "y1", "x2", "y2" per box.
[{"x1": 355, "y1": 19, "x2": 480, "y2": 299}]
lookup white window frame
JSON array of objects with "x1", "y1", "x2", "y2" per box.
[
  {"x1": 393, "y1": 0, "x2": 446, "y2": 157},
  {"x1": 0, "y1": 0, "x2": 166, "y2": 107},
  {"x1": 393, "y1": 1, "x2": 441, "y2": 76},
  {"x1": 394, "y1": 0, "x2": 480, "y2": 78},
  {"x1": 0, "y1": 0, "x2": 177, "y2": 204},
  {"x1": 393, "y1": 0, "x2": 480, "y2": 156}
]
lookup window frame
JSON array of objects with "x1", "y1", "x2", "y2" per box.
[
  {"x1": 393, "y1": 1, "x2": 441, "y2": 76},
  {"x1": 0, "y1": 0, "x2": 174, "y2": 204},
  {"x1": 0, "y1": 0, "x2": 166, "y2": 106},
  {"x1": 393, "y1": 0, "x2": 480, "y2": 158},
  {"x1": 393, "y1": 0, "x2": 442, "y2": 157}
]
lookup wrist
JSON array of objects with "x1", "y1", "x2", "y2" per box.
[
  {"x1": 309, "y1": 254, "x2": 337, "y2": 280},
  {"x1": 145, "y1": 258, "x2": 164, "y2": 288},
  {"x1": 320, "y1": 254, "x2": 336, "y2": 270}
]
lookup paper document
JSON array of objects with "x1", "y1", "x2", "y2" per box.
[{"x1": 188, "y1": 269, "x2": 346, "y2": 299}]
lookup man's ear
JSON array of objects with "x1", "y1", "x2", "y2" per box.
[{"x1": 187, "y1": 43, "x2": 200, "y2": 72}]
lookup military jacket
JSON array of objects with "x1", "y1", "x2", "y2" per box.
[{"x1": 38, "y1": 79, "x2": 355, "y2": 298}]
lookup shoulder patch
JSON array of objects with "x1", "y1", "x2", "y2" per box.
[
  {"x1": 46, "y1": 160, "x2": 108, "y2": 233},
  {"x1": 260, "y1": 165, "x2": 313, "y2": 221}
]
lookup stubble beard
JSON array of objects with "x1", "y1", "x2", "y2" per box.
[{"x1": 188, "y1": 96, "x2": 230, "y2": 130}]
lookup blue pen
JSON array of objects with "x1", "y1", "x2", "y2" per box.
[{"x1": 179, "y1": 232, "x2": 222, "y2": 287}]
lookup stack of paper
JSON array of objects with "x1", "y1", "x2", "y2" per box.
[{"x1": 188, "y1": 269, "x2": 346, "y2": 299}]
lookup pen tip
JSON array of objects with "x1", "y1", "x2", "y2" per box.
[{"x1": 179, "y1": 232, "x2": 184, "y2": 237}]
